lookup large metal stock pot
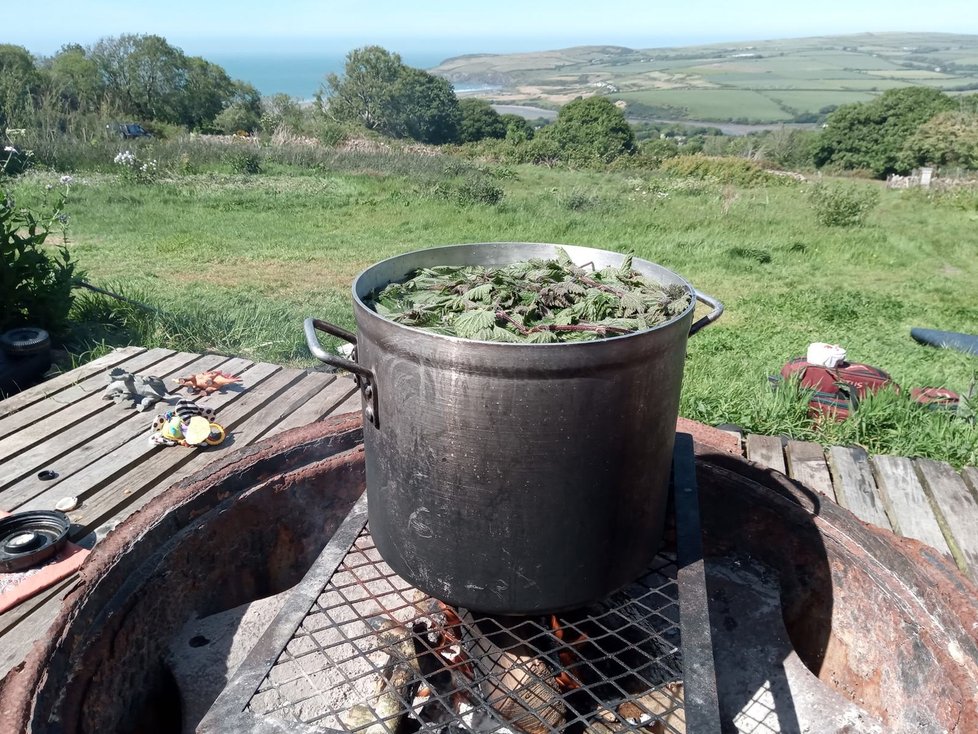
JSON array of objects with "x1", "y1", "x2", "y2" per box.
[{"x1": 305, "y1": 243, "x2": 722, "y2": 613}]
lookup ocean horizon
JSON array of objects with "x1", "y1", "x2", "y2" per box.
[{"x1": 210, "y1": 51, "x2": 473, "y2": 100}]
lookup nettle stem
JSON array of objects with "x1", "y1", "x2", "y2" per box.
[
  {"x1": 530, "y1": 323, "x2": 632, "y2": 336},
  {"x1": 495, "y1": 310, "x2": 530, "y2": 335}
]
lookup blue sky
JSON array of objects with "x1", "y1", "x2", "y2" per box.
[{"x1": 7, "y1": 0, "x2": 978, "y2": 57}]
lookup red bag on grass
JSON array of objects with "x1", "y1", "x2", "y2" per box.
[{"x1": 779, "y1": 358, "x2": 896, "y2": 420}]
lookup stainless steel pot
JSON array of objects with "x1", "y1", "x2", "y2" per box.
[{"x1": 305, "y1": 243, "x2": 722, "y2": 613}]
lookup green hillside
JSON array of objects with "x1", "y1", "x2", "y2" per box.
[{"x1": 432, "y1": 32, "x2": 978, "y2": 123}]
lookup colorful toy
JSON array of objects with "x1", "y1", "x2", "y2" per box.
[
  {"x1": 150, "y1": 399, "x2": 226, "y2": 448},
  {"x1": 177, "y1": 370, "x2": 242, "y2": 395},
  {"x1": 104, "y1": 368, "x2": 172, "y2": 411}
]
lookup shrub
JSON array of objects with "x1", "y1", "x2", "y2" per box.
[
  {"x1": 807, "y1": 182, "x2": 880, "y2": 227},
  {"x1": 224, "y1": 147, "x2": 263, "y2": 175},
  {"x1": 430, "y1": 177, "x2": 504, "y2": 206},
  {"x1": 658, "y1": 155, "x2": 791, "y2": 187},
  {"x1": 0, "y1": 168, "x2": 82, "y2": 334}
]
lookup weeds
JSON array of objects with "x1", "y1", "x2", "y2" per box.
[{"x1": 808, "y1": 182, "x2": 880, "y2": 226}]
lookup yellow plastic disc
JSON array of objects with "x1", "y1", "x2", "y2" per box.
[
  {"x1": 206, "y1": 422, "x2": 226, "y2": 446},
  {"x1": 184, "y1": 416, "x2": 211, "y2": 446}
]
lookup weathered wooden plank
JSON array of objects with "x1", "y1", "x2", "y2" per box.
[
  {"x1": 328, "y1": 390, "x2": 362, "y2": 418},
  {"x1": 916, "y1": 458, "x2": 978, "y2": 581},
  {"x1": 827, "y1": 446, "x2": 891, "y2": 530},
  {"x1": 745, "y1": 434, "x2": 787, "y2": 474},
  {"x1": 0, "y1": 349, "x2": 181, "y2": 462},
  {"x1": 264, "y1": 374, "x2": 356, "y2": 437},
  {"x1": 871, "y1": 456, "x2": 950, "y2": 555},
  {"x1": 18, "y1": 359, "x2": 278, "y2": 517},
  {"x1": 0, "y1": 577, "x2": 76, "y2": 678},
  {"x1": 0, "y1": 348, "x2": 171, "y2": 441},
  {"x1": 0, "y1": 346, "x2": 145, "y2": 421},
  {"x1": 962, "y1": 466, "x2": 978, "y2": 496},
  {"x1": 147, "y1": 367, "x2": 325, "y2": 491},
  {"x1": 67, "y1": 362, "x2": 300, "y2": 534},
  {"x1": 784, "y1": 441, "x2": 836, "y2": 501},
  {"x1": 0, "y1": 351, "x2": 220, "y2": 496}
]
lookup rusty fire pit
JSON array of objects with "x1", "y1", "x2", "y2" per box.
[{"x1": 1, "y1": 414, "x2": 976, "y2": 733}]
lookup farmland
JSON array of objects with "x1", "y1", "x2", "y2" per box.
[{"x1": 432, "y1": 32, "x2": 978, "y2": 122}]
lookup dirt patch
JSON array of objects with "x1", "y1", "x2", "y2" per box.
[{"x1": 166, "y1": 259, "x2": 369, "y2": 297}]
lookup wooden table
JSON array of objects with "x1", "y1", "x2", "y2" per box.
[
  {"x1": 0, "y1": 347, "x2": 359, "y2": 676},
  {"x1": 745, "y1": 433, "x2": 978, "y2": 582}
]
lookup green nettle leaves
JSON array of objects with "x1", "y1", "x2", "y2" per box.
[{"x1": 367, "y1": 248, "x2": 691, "y2": 343}]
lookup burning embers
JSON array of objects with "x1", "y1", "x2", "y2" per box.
[{"x1": 248, "y1": 530, "x2": 686, "y2": 734}]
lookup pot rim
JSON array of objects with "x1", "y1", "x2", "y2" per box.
[{"x1": 349, "y1": 242, "x2": 698, "y2": 348}]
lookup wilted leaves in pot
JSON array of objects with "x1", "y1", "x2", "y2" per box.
[{"x1": 368, "y1": 248, "x2": 691, "y2": 343}]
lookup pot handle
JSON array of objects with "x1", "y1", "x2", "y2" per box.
[
  {"x1": 303, "y1": 317, "x2": 380, "y2": 427},
  {"x1": 689, "y1": 290, "x2": 724, "y2": 336}
]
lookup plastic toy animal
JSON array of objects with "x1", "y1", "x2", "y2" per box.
[
  {"x1": 177, "y1": 370, "x2": 242, "y2": 395},
  {"x1": 103, "y1": 368, "x2": 172, "y2": 411}
]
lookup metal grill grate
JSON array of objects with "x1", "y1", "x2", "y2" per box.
[{"x1": 248, "y1": 528, "x2": 686, "y2": 733}]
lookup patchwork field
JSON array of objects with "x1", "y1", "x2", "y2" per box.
[{"x1": 434, "y1": 32, "x2": 978, "y2": 122}]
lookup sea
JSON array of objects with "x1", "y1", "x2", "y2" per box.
[{"x1": 209, "y1": 52, "x2": 486, "y2": 101}]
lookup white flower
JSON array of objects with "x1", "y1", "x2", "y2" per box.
[
  {"x1": 60, "y1": 175, "x2": 73, "y2": 185},
  {"x1": 3, "y1": 146, "x2": 16, "y2": 153}
]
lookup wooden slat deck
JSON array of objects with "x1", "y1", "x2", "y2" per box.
[
  {"x1": 2, "y1": 350, "x2": 975, "y2": 679},
  {"x1": 0, "y1": 348, "x2": 358, "y2": 676},
  {"x1": 745, "y1": 434, "x2": 978, "y2": 583}
]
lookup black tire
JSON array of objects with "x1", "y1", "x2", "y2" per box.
[{"x1": 1, "y1": 327, "x2": 51, "y2": 358}]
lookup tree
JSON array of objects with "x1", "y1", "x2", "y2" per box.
[
  {"x1": 323, "y1": 46, "x2": 406, "y2": 133},
  {"x1": 46, "y1": 44, "x2": 103, "y2": 114},
  {"x1": 501, "y1": 113, "x2": 535, "y2": 141},
  {"x1": 214, "y1": 82, "x2": 262, "y2": 134},
  {"x1": 813, "y1": 87, "x2": 955, "y2": 177},
  {"x1": 458, "y1": 98, "x2": 506, "y2": 142},
  {"x1": 262, "y1": 93, "x2": 304, "y2": 133},
  {"x1": 902, "y1": 110, "x2": 978, "y2": 170},
  {"x1": 323, "y1": 46, "x2": 462, "y2": 144},
  {"x1": 531, "y1": 96, "x2": 635, "y2": 164},
  {"x1": 0, "y1": 45, "x2": 41, "y2": 128},
  {"x1": 180, "y1": 57, "x2": 234, "y2": 130},
  {"x1": 92, "y1": 34, "x2": 188, "y2": 123},
  {"x1": 394, "y1": 67, "x2": 461, "y2": 144}
]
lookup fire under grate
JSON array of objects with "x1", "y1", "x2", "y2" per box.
[
  {"x1": 204, "y1": 434, "x2": 719, "y2": 734},
  {"x1": 248, "y1": 528, "x2": 684, "y2": 733}
]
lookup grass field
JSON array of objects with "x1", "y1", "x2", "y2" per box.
[
  {"x1": 618, "y1": 89, "x2": 790, "y2": 122},
  {"x1": 9, "y1": 147, "x2": 978, "y2": 464},
  {"x1": 433, "y1": 32, "x2": 978, "y2": 122}
]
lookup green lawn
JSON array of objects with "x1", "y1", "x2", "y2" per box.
[{"x1": 10, "y1": 155, "x2": 978, "y2": 464}]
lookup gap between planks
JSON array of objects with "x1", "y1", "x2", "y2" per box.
[
  {"x1": 1, "y1": 353, "x2": 237, "y2": 511},
  {"x1": 0, "y1": 346, "x2": 145, "y2": 421}
]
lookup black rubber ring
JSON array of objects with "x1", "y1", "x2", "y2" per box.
[{"x1": 37, "y1": 470, "x2": 58, "y2": 481}]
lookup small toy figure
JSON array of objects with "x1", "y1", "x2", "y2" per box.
[
  {"x1": 103, "y1": 368, "x2": 172, "y2": 411},
  {"x1": 150, "y1": 399, "x2": 226, "y2": 447},
  {"x1": 177, "y1": 370, "x2": 242, "y2": 395}
]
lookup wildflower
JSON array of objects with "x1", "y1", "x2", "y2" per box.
[
  {"x1": 3, "y1": 146, "x2": 16, "y2": 153},
  {"x1": 60, "y1": 175, "x2": 73, "y2": 185},
  {"x1": 45, "y1": 184, "x2": 53, "y2": 191}
]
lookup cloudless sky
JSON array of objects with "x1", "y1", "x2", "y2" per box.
[{"x1": 6, "y1": 0, "x2": 978, "y2": 57}]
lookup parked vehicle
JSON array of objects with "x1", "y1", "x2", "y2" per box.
[{"x1": 106, "y1": 123, "x2": 152, "y2": 139}]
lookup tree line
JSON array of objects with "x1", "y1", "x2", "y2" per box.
[
  {"x1": 2, "y1": 37, "x2": 976, "y2": 177},
  {"x1": 0, "y1": 36, "x2": 262, "y2": 136}
]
